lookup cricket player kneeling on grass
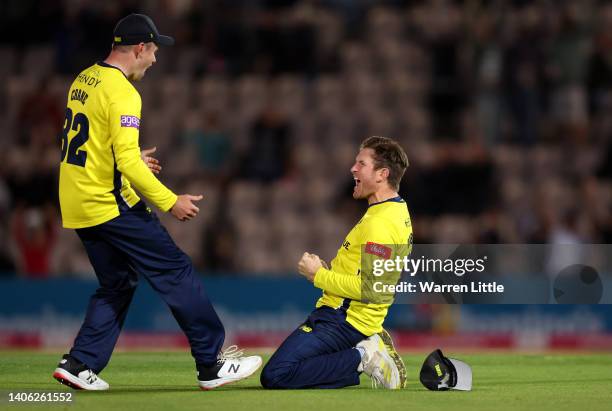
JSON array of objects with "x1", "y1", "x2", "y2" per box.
[{"x1": 260, "y1": 136, "x2": 411, "y2": 390}]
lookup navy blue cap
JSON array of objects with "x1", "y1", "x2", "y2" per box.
[{"x1": 113, "y1": 13, "x2": 174, "y2": 46}]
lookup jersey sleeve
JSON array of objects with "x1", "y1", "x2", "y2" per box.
[
  {"x1": 109, "y1": 91, "x2": 177, "y2": 212},
  {"x1": 314, "y1": 267, "x2": 362, "y2": 300},
  {"x1": 314, "y1": 216, "x2": 398, "y2": 302}
]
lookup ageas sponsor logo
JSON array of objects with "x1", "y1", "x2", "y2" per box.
[
  {"x1": 120, "y1": 115, "x2": 140, "y2": 129},
  {"x1": 365, "y1": 242, "x2": 392, "y2": 259}
]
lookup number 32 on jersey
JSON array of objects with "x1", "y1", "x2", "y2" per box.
[{"x1": 60, "y1": 107, "x2": 89, "y2": 167}]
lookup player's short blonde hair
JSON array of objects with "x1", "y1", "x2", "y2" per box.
[
  {"x1": 112, "y1": 42, "x2": 155, "y2": 53},
  {"x1": 360, "y1": 136, "x2": 409, "y2": 191}
]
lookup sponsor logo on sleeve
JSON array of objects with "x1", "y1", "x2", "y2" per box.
[
  {"x1": 365, "y1": 242, "x2": 392, "y2": 259},
  {"x1": 120, "y1": 115, "x2": 140, "y2": 129}
]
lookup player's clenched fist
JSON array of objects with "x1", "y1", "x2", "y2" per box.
[
  {"x1": 298, "y1": 252, "x2": 324, "y2": 282},
  {"x1": 170, "y1": 194, "x2": 203, "y2": 221}
]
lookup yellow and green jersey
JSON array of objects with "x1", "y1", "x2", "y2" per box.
[
  {"x1": 58, "y1": 62, "x2": 177, "y2": 228},
  {"x1": 314, "y1": 197, "x2": 412, "y2": 336}
]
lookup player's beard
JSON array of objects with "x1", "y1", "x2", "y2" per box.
[{"x1": 353, "y1": 180, "x2": 371, "y2": 199}]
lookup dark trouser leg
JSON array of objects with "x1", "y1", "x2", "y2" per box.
[
  {"x1": 70, "y1": 230, "x2": 138, "y2": 373},
  {"x1": 75, "y1": 203, "x2": 225, "y2": 368},
  {"x1": 261, "y1": 311, "x2": 365, "y2": 389}
]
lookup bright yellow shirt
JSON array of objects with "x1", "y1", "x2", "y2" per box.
[
  {"x1": 59, "y1": 62, "x2": 177, "y2": 228},
  {"x1": 314, "y1": 197, "x2": 412, "y2": 336}
]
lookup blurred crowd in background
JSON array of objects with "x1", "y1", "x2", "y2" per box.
[{"x1": 1, "y1": 0, "x2": 612, "y2": 278}]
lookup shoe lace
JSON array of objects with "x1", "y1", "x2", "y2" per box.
[
  {"x1": 370, "y1": 367, "x2": 384, "y2": 389},
  {"x1": 217, "y1": 345, "x2": 244, "y2": 362},
  {"x1": 362, "y1": 350, "x2": 385, "y2": 389}
]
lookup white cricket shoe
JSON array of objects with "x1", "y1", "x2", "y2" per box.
[
  {"x1": 378, "y1": 328, "x2": 408, "y2": 388},
  {"x1": 197, "y1": 345, "x2": 262, "y2": 390},
  {"x1": 53, "y1": 354, "x2": 109, "y2": 391},
  {"x1": 357, "y1": 334, "x2": 401, "y2": 389}
]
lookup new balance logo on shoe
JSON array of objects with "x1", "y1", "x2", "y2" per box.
[
  {"x1": 52, "y1": 354, "x2": 109, "y2": 391},
  {"x1": 197, "y1": 346, "x2": 262, "y2": 390}
]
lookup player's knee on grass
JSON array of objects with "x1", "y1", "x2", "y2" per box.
[
  {"x1": 260, "y1": 360, "x2": 292, "y2": 389},
  {"x1": 260, "y1": 361, "x2": 277, "y2": 388}
]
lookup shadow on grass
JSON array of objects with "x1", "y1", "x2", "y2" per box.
[
  {"x1": 2, "y1": 380, "x2": 458, "y2": 394},
  {"x1": 73, "y1": 385, "x2": 267, "y2": 394},
  {"x1": 477, "y1": 378, "x2": 612, "y2": 387},
  {"x1": 75, "y1": 385, "x2": 427, "y2": 394},
  {"x1": 1, "y1": 382, "x2": 65, "y2": 388}
]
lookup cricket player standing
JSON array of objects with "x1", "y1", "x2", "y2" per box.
[
  {"x1": 261, "y1": 136, "x2": 412, "y2": 389},
  {"x1": 53, "y1": 13, "x2": 261, "y2": 391}
]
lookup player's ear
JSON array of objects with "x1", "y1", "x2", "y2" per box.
[
  {"x1": 135, "y1": 43, "x2": 145, "y2": 57},
  {"x1": 377, "y1": 167, "x2": 390, "y2": 182}
]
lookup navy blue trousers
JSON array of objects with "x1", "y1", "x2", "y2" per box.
[
  {"x1": 70, "y1": 202, "x2": 224, "y2": 373},
  {"x1": 260, "y1": 307, "x2": 365, "y2": 389}
]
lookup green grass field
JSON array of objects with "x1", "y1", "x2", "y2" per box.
[{"x1": 1, "y1": 351, "x2": 611, "y2": 411}]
